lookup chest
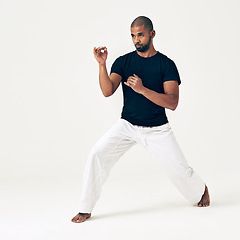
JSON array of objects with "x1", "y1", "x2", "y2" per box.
[{"x1": 122, "y1": 57, "x2": 164, "y2": 93}]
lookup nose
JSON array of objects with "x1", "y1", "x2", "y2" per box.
[{"x1": 134, "y1": 36, "x2": 140, "y2": 43}]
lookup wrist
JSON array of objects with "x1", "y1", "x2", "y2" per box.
[
  {"x1": 140, "y1": 87, "x2": 148, "y2": 95},
  {"x1": 99, "y1": 62, "x2": 106, "y2": 67}
]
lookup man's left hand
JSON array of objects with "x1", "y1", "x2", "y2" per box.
[{"x1": 124, "y1": 74, "x2": 145, "y2": 94}]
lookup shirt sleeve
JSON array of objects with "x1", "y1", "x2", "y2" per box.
[
  {"x1": 163, "y1": 58, "x2": 181, "y2": 85},
  {"x1": 110, "y1": 56, "x2": 124, "y2": 77}
]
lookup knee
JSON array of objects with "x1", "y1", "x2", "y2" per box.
[
  {"x1": 89, "y1": 145, "x2": 103, "y2": 160},
  {"x1": 85, "y1": 146, "x2": 104, "y2": 173},
  {"x1": 88, "y1": 140, "x2": 112, "y2": 163},
  {"x1": 180, "y1": 167, "x2": 194, "y2": 179},
  {"x1": 185, "y1": 167, "x2": 194, "y2": 178},
  {"x1": 170, "y1": 166, "x2": 194, "y2": 179}
]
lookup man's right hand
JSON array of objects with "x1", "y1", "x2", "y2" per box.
[{"x1": 93, "y1": 46, "x2": 108, "y2": 65}]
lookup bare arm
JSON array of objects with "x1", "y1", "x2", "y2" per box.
[
  {"x1": 124, "y1": 74, "x2": 179, "y2": 110},
  {"x1": 141, "y1": 81, "x2": 179, "y2": 110},
  {"x1": 93, "y1": 46, "x2": 122, "y2": 97}
]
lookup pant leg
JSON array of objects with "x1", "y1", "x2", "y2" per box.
[
  {"x1": 78, "y1": 119, "x2": 136, "y2": 213},
  {"x1": 144, "y1": 123, "x2": 205, "y2": 205}
]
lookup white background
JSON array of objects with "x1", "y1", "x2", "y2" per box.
[{"x1": 1, "y1": 0, "x2": 240, "y2": 239}]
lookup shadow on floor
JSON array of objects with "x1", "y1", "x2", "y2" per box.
[{"x1": 90, "y1": 201, "x2": 188, "y2": 221}]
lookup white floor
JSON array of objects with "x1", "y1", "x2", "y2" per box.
[{"x1": 1, "y1": 171, "x2": 240, "y2": 240}]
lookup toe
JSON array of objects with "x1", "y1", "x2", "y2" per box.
[
  {"x1": 72, "y1": 218, "x2": 78, "y2": 223},
  {"x1": 72, "y1": 213, "x2": 91, "y2": 223},
  {"x1": 71, "y1": 214, "x2": 80, "y2": 222}
]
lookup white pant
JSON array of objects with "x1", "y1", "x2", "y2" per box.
[{"x1": 78, "y1": 119, "x2": 205, "y2": 213}]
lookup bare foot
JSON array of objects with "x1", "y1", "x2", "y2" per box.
[
  {"x1": 71, "y1": 212, "x2": 91, "y2": 223},
  {"x1": 198, "y1": 185, "x2": 210, "y2": 207}
]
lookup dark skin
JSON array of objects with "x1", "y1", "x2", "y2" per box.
[
  {"x1": 71, "y1": 24, "x2": 210, "y2": 224},
  {"x1": 92, "y1": 26, "x2": 179, "y2": 111}
]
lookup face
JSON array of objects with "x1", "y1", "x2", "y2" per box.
[{"x1": 131, "y1": 25, "x2": 153, "y2": 52}]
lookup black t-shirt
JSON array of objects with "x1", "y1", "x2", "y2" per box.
[{"x1": 110, "y1": 51, "x2": 181, "y2": 127}]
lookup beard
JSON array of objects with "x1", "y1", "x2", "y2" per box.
[{"x1": 135, "y1": 37, "x2": 151, "y2": 52}]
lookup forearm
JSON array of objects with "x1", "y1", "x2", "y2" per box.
[
  {"x1": 99, "y1": 63, "x2": 113, "y2": 97},
  {"x1": 141, "y1": 87, "x2": 178, "y2": 110}
]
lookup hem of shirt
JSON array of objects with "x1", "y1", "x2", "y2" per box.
[
  {"x1": 121, "y1": 116, "x2": 169, "y2": 127},
  {"x1": 163, "y1": 79, "x2": 181, "y2": 85}
]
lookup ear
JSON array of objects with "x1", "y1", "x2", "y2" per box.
[{"x1": 150, "y1": 30, "x2": 156, "y2": 38}]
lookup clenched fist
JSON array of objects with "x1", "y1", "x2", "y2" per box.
[{"x1": 124, "y1": 74, "x2": 145, "y2": 94}]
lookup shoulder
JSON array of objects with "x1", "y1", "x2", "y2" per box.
[
  {"x1": 114, "y1": 51, "x2": 135, "y2": 61},
  {"x1": 158, "y1": 52, "x2": 175, "y2": 64},
  {"x1": 158, "y1": 52, "x2": 179, "y2": 73},
  {"x1": 159, "y1": 52, "x2": 181, "y2": 84},
  {"x1": 112, "y1": 51, "x2": 136, "y2": 67},
  {"x1": 111, "y1": 51, "x2": 135, "y2": 74}
]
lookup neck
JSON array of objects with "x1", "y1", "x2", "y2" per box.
[{"x1": 136, "y1": 45, "x2": 157, "y2": 58}]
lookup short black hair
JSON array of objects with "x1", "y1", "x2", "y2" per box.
[{"x1": 131, "y1": 16, "x2": 153, "y2": 33}]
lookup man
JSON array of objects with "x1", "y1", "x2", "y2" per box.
[{"x1": 72, "y1": 16, "x2": 210, "y2": 223}]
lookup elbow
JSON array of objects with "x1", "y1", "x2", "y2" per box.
[
  {"x1": 101, "y1": 87, "x2": 113, "y2": 97},
  {"x1": 170, "y1": 97, "x2": 179, "y2": 111},
  {"x1": 170, "y1": 102, "x2": 178, "y2": 111},
  {"x1": 102, "y1": 91, "x2": 113, "y2": 98},
  {"x1": 165, "y1": 94, "x2": 179, "y2": 111},
  {"x1": 101, "y1": 83, "x2": 114, "y2": 97}
]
